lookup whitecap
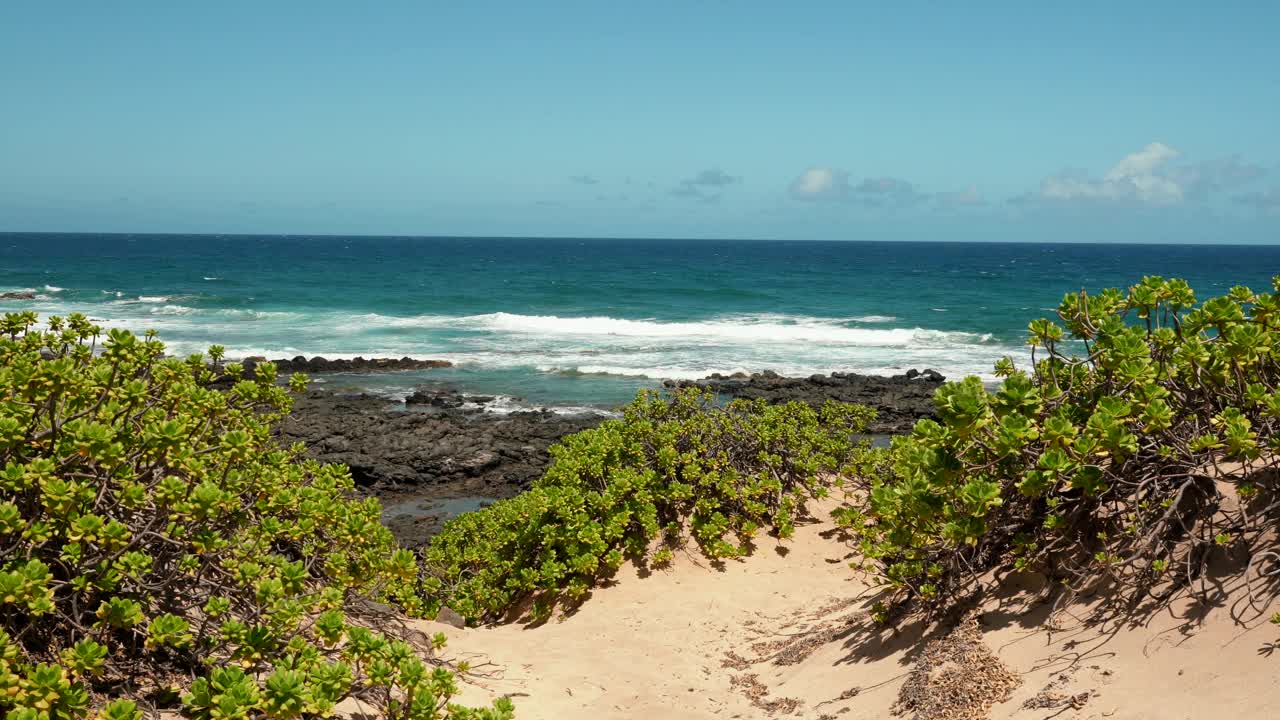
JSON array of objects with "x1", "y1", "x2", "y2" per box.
[
  {"x1": 216, "y1": 309, "x2": 296, "y2": 320},
  {"x1": 148, "y1": 305, "x2": 197, "y2": 316},
  {"x1": 472, "y1": 395, "x2": 618, "y2": 418},
  {"x1": 43, "y1": 285, "x2": 64, "y2": 293},
  {"x1": 329, "y1": 311, "x2": 947, "y2": 347},
  {"x1": 333, "y1": 313, "x2": 458, "y2": 330},
  {"x1": 551, "y1": 365, "x2": 755, "y2": 381},
  {"x1": 460, "y1": 312, "x2": 977, "y2": 348}
]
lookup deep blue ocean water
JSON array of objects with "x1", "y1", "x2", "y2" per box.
[{"x1": 4, "y1": 233, "x2": 1279, "y2": 410}]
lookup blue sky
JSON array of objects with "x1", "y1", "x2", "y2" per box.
[{"x1": 2, "y1": 1, "x2": 1278, "y2": 241}]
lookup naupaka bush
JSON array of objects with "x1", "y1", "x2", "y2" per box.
[
  {"x1": 841, "y1": 277, "x2": 1280, "y2": 616},
  {"x1": 421, "y1": 389, "x2": 877, "y2": 622},
  {"x1": 0, "y1": 312, "x2": 511, "y2": 720}
]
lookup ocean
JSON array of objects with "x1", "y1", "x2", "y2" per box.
[{"x1": 4, "y1": 233, "x2": 1278, "y2": 411}]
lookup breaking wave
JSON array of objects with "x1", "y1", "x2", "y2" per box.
[
  {"x1": 21, "y1": 301, "x2": 1021, "y2": 385},
  {"x1": 347, "y1": 311, "x2": 992, "y2": 348}
]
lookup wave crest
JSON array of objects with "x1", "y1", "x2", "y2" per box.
[
  {"x1": 149, "y1": 304, "x2": 197, "y2": 316},
  {"x1": 463, "y1": 312, "x2": 986, "y2": 348}
]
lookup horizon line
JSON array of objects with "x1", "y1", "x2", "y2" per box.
[{"x1": 2, "y1": 230, "x2": 1277, "y2": 248}]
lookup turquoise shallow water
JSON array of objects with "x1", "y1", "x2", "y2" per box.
[{"x1": 4, "y1": 233, "x2": 1279, "y2": 409}]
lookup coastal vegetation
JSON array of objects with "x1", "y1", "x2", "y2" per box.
[
  {"x1": 0, "y1": 312, "x2": 510, "y2": 720},
  {"x1": 3, "y1": 274, "x2": 1280, "y2": 718},
  {"x1": 420, "y1": 389, "x2": 876, "y2": 621},
  {"x1": 838, "y1": 276, "x2": 1280, "y2": 620}
]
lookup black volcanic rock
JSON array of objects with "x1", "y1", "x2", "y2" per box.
[
  {"x1": 280, "y1": 390, "x2": 600, "y2": 491},
  {"x1": 404, "y1": 389, "x2": 466, "y2": 409},
  {"x1": 273, "y1": 369, "x2": 946, "y2": 546},
  {"x1": 276, "y1": 389, "x2": 604, "y2": 545},
  {"x1": 663, "y1": 369, "x2": 945, "y2": 434},
  {"x1": 402, "y1": 389, "x2": 498, "y2": 409},
  {"x1": 246, "y1": 355, "x2": 452, "y2": 376}
]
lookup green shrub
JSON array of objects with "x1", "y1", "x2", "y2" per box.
[
  {"x1": 840, "y1": 277, "x2": 1280, "y2": 614},
  {"x1": 0, "y1": 312, "x2": 512, "y2": 720},
  {"x1": 421, "y1": 389, "x2": 876, "y2": 622}
]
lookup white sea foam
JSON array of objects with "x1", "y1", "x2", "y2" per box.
[
  {"x1": 554, "y1": 364, "x2": 755, "y2": 381},
  {"x1": 43, "y1": 285, "x2": 64, "y2": 293},
  {"x1": 203, "y1": 277, "x2": 222, "y2": 281},
  {"x1": 329, "y1": 310, "x2": 993, "y2": 350},
  {"x1": 216, "y1": 309, "x2": 296, "y2": 320},
  {"x1": 333, "y1": 313, "x2": 457, "y2": 330},
  {"x1": 149, "y1": 305, "x2": 197, "y2": 315},
  {"x1": 573, "y1": 363, "x2": 747, "y2": 381},
  {"x1": 24, "y1": 298, "x2": 1022, "y2": 387},
  {"x1": 470, "y1": 395, "x2": 619, "y2": 418},
  {"x1": 460, "y1": 312, "x2": 987, "y2": 347},
  {"x1": 541, "y1": 362, "x2": 1006, "y2": 382},
  {"x1": 109, "y1": 295, "x2": 185, "y2": 306},
  {"x1": 361, "y1": 388, "x2": 617, "y2": 418}
]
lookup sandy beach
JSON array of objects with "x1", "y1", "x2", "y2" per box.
[{"x1": 385, "y1": 498, "x2": 1280, "y2": 720}]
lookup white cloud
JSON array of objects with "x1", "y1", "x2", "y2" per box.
[
  {"x1": 789, "y1": 167, "x2": 851, "y2": 201},
  {"x1": 1024, "y1": 143, "x2": 1269, "y2": 210},
  {"x1": 790, "y1": 169, "x2": 977, "y2": 208},
  {"x1": 1105, "y1": 142, "x2": 1180, "y2": 181},
  {"x1": 1037, "y1": 142, "x2": 1184, "y2": 206},
  {"x1": 789, "y1": 146, "x2": 1266, "y2": 212}
]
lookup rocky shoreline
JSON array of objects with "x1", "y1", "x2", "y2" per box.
[
  {"x1": 663, "y1": 368, "x2": 945, "y2": 434},
  {"x1": 277, "y1": 367, "x2": 946, "y2": 547},
  {"x1": 279, "y1": 389, "x2": 604, "y2": 545},
  {"x1": 242, "y1": 355, "x2": 453, "y2": 377}
]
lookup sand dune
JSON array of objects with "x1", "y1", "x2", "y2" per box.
[{"x1": 408, "y1": 500, "x2": 1279, "y2": 719}]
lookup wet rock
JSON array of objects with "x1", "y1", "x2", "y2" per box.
[
  {"x1": 405, "y1": 389, "x2": 467, "y2": 409},
  {"x1": 0, "y1": 292, "x2": 36, "y2": 300},
  {"x1": 243, "y1": 355, "x2": 452, "y2": 377},
  {"x1": 905, "y1": 368, "x2": 945, "y2": 382},
  {"x1": 276, "y1": 389, "x2": 603, "y2": 546},
  {"x1": 663, "y1": 369, "x2": 945, "y2": 434}
]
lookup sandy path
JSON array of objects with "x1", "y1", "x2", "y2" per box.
[{"x1": 415, "y1": 501, "x2": 1280, "y2": 720}]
